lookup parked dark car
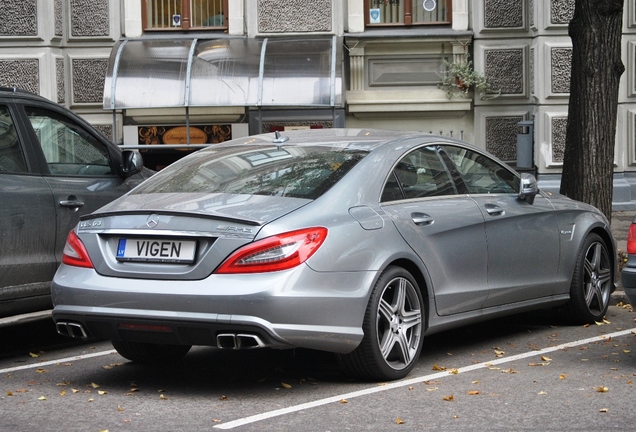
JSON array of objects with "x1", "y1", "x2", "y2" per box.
[
  {"x1": 0, "y1": 87, "x2": 151, "y2": 325},
  {"x1": 51, "y1": 129, "x2": 616, "y2": 381}
]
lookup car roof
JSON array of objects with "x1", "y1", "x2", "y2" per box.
[
  {"x1": 223, "y1": 128, "x2": 467, "y2": 153},
  {"x1": 0, "y1": 87, "x2": 56, "y2": 103}
]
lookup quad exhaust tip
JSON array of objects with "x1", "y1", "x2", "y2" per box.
[
  {"x1": 56, "y1": 321, "x2": 88, "y2": 339},
  {"x1": 216, "y1": 333, "x2": 266, "y2": 349}
]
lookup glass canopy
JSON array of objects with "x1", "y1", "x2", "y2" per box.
[{"x1": 104, "y1": 36, "x2": 342, "y2": 110}]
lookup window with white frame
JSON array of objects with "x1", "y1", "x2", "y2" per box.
[
  {"x1": 366, "y1": 0, "x2": 451, "y2": 26},
  {"x1": 143, "y1": 0, "x2": 227, "y2": 30}
]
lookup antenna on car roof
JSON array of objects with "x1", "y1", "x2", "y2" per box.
[
  {"x1": 273, "y1": 130, "x2": 289, "y2": 144},
  {"x1": 273, "y1": 130, "x2": 289, "y2": 150}
]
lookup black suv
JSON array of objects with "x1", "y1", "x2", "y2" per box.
[{"x1": 0, "y1": 87, "x2": 151, "y2": 325}]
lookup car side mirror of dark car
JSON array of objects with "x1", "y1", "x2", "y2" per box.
[
  {"x1": 518, "y1": 172, "x2": 538, "y2": 205},
  {"x1": 121, "y1": 150, "x2": 144, "y2": 177}
]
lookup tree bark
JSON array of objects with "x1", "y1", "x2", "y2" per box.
[{"x1": 560, "y1": 0, "x2": 624, "y2": 220}]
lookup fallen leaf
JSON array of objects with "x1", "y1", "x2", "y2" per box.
[
  {"x1": 220, "y1": 395, "x2": 227, "y2": 401},
  {"x1": 448, "y1": 369, "x2": 459, "y2": 375},
  {"x1": 212, "y1": 419, "x2": 221, "y2": 423},
  {"x1": 501, "y1": 368, "x2": 518, "y2": 374},
  {"x1": 56, "y1": 381, "x2": 71, "y2": 386},
  {"x1": 426, "y1": 387, "x2": 438, "y2": 392},
  {"x1": 38, "y1": 396, "x2": 47, "y2": 400},
  {"x1": 408, "y1": 386, "x2": 414, "y2": 390},
  {"x1": 538, "y1": 391, "x2": 547, "y2": 395},
  {"x1": 281, "y1": 382, "x2": 292, "y2": 389},
  {"x1": 494, "y1": 350, "x2": 505, "y2": 357},
  {"x1": 442, "y1": 395, "x2": 454, "y2": 401},
  {"x1": 559, "y1": 374, "x2": 566, "y2": 380},
  {"x1": 36, "y1": 368, "x2": 48, "y2": 374},
  {"x1": 98, "y1": 390, "x2": 108, "y2": 395},
  {"x1": 117, "y1": 405, "x2": 124, "y2": 412},
  {"x1": 396, "y1": 417, "x2": 405, "y2": 424},
  {"x1": 472, "y1": 380, "x2": 480, "y2": 384},
  {"x1": 432, "y1": 364, "x2": 446, "y2": 371},
  {"x1": 624, "y1": 349, "x2": 631, "y2": 353},
  {"x1": 159, "y1": 393, "x2": 168, "y2": 400},
  {"x1": 467, "y1": 390, "x2": 481, "y2": 395},
  {"x1": 91, "y1": 382, "x2": 100, "y2": 389},
  {"x1": 340, "y1": 399, "x2": 348, "y2": 403},
  {"x1": 71, "y1": 388, "x2": 80, "y2": 393},
  {"x1": 29, "y1": 352, "x2": 40, "y2": 358},
  {"x1": 599, "y1": 408, "x2": 609, "y2": 413},
  {"x1": 59, "y1": 390, "x2": 66, "y2": 396},
  {"x1": 596, "y1": 386, "x2": 609, "y2": 393},
  {"x1": 541, "y1": 356, "x2": 552, "y2": 362},
  {"x1": 6, "y1": 391, "x2": 13, "y2": 396}
]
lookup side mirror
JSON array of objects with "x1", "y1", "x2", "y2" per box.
[
  {"x1": 121, "y1": 150, "x2": 144, "y2": 177},
  {"x1": 518, "y1": 172, "x2": 538, "y2": 205}
]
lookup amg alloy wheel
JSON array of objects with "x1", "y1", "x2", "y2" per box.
[
  {"x1": 562, "y1": 233, "x2": 613, "y2": 324},
  {"x1": 339, "y1": 266, "x2": 424, "y2": 381}
]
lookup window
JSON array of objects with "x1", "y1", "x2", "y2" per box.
[
  {"x1": 143, "y1": 0, "x2": 228, "y2": 30},
  {"x1": 25, "y1": 107, "x2": 114, "y2": 176},
  {"x1": 442, "y1": 146, "x2": 518, "y2": 194},
  {"x1": 0, "y1": 105, "x2": 27, "y2": 173},
  {"x1": 366, "y1": 0, "x2": 451, "y2": 26},
  {"x1": 381, "y1": 146, "x2": 456, "y2": 202},
  {"x1": 133, "y1": 145, "x2": 368, "y2": 200}
]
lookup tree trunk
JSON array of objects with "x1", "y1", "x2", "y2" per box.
[{"x1": 560, "y1": 0, "x2": 624, "y2": 220}]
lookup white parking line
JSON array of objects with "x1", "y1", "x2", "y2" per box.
[
  {"x1": 214, "y1": 328, "x2": 636, "y2": 430},
  {"x1": 0, "y1": 349, "x2": 116, "y2": 374}
]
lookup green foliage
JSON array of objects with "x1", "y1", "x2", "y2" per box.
[{"x1": 438, "y1": 58, "x2": 501, "y2": 100}]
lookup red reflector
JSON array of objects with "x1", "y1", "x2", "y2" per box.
[
  {"x1": 628, "y1": 224, "x2": 636, "y2": 255},
  {"x1": 117, "y1": 323, "x2": 172, "y2": 332}
]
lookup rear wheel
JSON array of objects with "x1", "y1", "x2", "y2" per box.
[
  {"x1": 339, "y1": 266, "x2": 424, "y2": 381},
  {"x1": 112, "y1": 340, "x2": 191, "y2": 363},
  {"x1": 562, "y1": 233, "x2": 612, "y2": 324}
]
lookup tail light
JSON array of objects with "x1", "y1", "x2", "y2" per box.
[
  {"x1": 62, "y1": 230, "x2": 94, "y2": 268},
  {"x1": 215, "y1": 227, "x2": 328, "y2": 274},
  {"x1": 628, "y1": 223, "x2": 636, "y2": 255}
]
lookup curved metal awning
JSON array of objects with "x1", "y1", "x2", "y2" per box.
[{"x1": 104, "y1": 36, "x2": 343, "y2": 110}]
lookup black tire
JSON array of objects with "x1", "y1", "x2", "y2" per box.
[
  {"x1": 339, "y1": 266, "x2": 424, "y2": 381},
  {"x1": 112, "y1": 340, "x2": 191, "y2": 363},
  {"x1": 561, "y1": 233, "x2": 613, "y2": 324}
]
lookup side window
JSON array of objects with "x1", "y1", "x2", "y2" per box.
[
  {"x1": 0, "y1": 105, "x2": 27, "y2": 173},
  {"x1": 143, "y1": 0, "x2": 228, "y2": 30},
  {"x1": 24, "y1": 107, "x2": 114, "y2": 176},
  {"x1": 381, "y1": 146, "x2": 456, "y2": 202},
  {"x1": 443, "y1": 146, "x2": 519, "y2": 194}
]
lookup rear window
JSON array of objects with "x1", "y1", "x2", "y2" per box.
[{"x1": 133, "y1": 145, "x2": 368, "y2": 200}]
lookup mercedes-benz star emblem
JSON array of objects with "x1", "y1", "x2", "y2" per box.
[{"x1": 146, "y1": 213, "x2": 160, "y2": 228}]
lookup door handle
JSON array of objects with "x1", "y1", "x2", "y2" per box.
[
  {"x1": 411, "y1": 212, "x2": 434, "y2": 226},
  {"x1": 60, "y1": 196, "x2": 85, "y2": 210},
  {"x1": 485, "y1": 204, "x2": 504, "y2": 216}
]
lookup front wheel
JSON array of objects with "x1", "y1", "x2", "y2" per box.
[
  {"x1": 112, "y1": 340, "x2": 191, "y2": 363},
  {"x1": 561, "y1": 233, "x2": 613, "y2": 324},
  {"x1": 339, "y1": 266, "x2": 424, "y2": 381}
]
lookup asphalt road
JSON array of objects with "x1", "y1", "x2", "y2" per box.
[{"x1": 1, "y1": 301, "x2": 635, "y2": 431}]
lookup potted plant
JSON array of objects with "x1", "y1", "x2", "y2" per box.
[{"x1": 439, "y1": 57, "x2": 501, "y2": 100}]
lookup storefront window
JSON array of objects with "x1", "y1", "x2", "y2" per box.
[
  {"x1": 143, "y1": 0, "x2": 227, "y2": 30},
  {"x1": 366, "y1": 0, "x2": 451, "y2": 26}
]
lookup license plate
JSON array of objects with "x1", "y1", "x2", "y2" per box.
[{"x1": 116, "y1": 238, "x2": 196, "y2": 263}]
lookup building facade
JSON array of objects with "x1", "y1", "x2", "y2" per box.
[{"x1": 1, "y1": 0, "x2": 636, "y2": 208}]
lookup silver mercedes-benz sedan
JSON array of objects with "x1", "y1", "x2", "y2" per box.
[{"x1": 51, "y1": 129, "x2": 616, "y2": 381}]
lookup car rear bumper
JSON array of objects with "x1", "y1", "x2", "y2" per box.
[
  {"x1": 621, "y1": 264, "x2": 636, "y2": 307},
  {"x1": 51, "y1": 265, "x2": 375, "y2": 354}
]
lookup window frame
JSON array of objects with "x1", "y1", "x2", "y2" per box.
[
  {"x1": 365, "y1": 0, "x2": 452, "y2": 27},
  {"x1": 142, "y1": 0, "x2": 228, "y2": 32}
]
